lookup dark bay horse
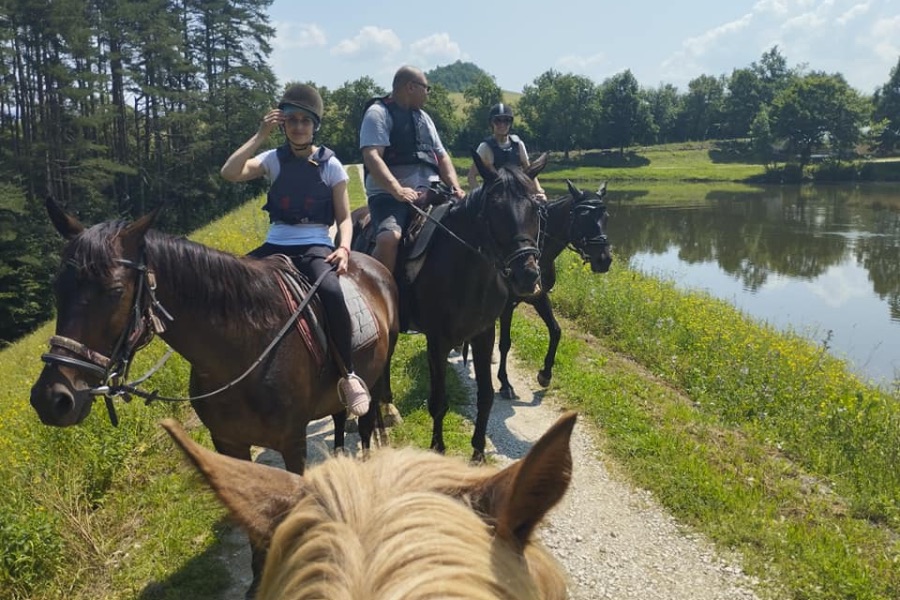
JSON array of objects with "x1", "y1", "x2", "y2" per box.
[
  {"x1": 30, "y1": 199, "x2": 398, "y2": 597},
  {"x1": 496, "y1": 180, "x2": 612, "y2": 399},
  {"x1": 397, "y1": 154, "x2": 548, "y2": 461},
  {"x1": 163, "y1": 410, "x2": 578, "y2": 599}
]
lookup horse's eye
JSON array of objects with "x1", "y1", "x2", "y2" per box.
[{"x1": 107, "y1": 287, "x2": 125, "y2": 299}]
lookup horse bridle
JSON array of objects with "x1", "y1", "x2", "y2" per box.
[
  {"x1": 409, "y1": 182, "x2": 544, "y2": 279},
  {"x1": 40, "y1": 255, "x2": 172, "y2": 424},
  {"x1": 540, "y1": 192, "x2": 608, "y2": 263},
  {"x1": 567, "y1": 196, "x2": 609, "y2": 262},
  {"x1": 467, "y1": 181, "x2": 545, "y2": 278}
]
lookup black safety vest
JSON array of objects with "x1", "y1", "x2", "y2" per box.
[
  {"x1": 484, "y1": 134, "x2": 523, "y2": 169},
  {"x1": 364, "y1": 96, "x2": 440, "y2": 172},
  {"x1": 263, "y1": 145, "x2": 336, "y2": 225}
]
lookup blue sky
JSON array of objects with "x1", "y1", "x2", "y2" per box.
[{"x1": 267, "y1": 0, "x2": 899, "y2": 96}]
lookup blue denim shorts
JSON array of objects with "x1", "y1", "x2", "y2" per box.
[{"x1": 368, "y1": 193, "x2": 411, "y2": 235}]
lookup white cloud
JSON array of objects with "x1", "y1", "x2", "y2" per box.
[
  {"x1": 753, "y1": 0, "x2": 817, "y2": 17},
  {"x1": 274, "y1": 23, "x2": 326, "y2": 50},
  {"x1": 408, "y1": 33, "x2": 463, "y2": 65},
  {"x1": 871, "y1": 15, "x2": 900, "y2": 61},
  {"x1": 556, "y1": 52, "x2": 606, "y2": 72},
  {"x1": 332, "y1": 26, "x2": 402, "y2": 58},
  {"x1": 660, "y1": 14, "x2": 753, "y2": 81},
  {"x1": 781, "y1": 11, "x2": 827, "y2": 32},
  {"x1": 836, "y1": 1, "x2": 871, "y2": 26}
]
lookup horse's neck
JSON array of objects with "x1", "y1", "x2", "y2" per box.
[{"x1": 146, "y1": 237, "x2": 277, "y2": 363}]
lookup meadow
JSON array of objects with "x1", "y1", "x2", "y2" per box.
[{"x1": 0, "y1": 157, "x2": 898, "y2": 599}]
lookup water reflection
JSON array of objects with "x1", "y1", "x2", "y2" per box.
[{"x1": 546, "y1": 181, "x2": 900, "y2": 386}]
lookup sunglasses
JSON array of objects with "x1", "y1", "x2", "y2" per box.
[
  {"x1": 410, "y1": 81, "x2": 432, "y2": 93},
  {"x1": 492, "y1": 117, "x2": 513, "y2": 124}
]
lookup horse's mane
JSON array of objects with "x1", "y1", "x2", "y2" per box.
[
  {"x1": 64, "y1": 221, "x2": 285, "y2": 330},
  {"x1": 258, "y1": 447, "x2": 568, "y2": 600},
  {"x1": 459, "y1": 163, "x2": 538, "y2": 220}
]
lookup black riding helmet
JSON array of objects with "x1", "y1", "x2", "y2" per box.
[
  {"x1": 489, "y1": 102, "x2": 514, "y2": 123},
  {"x1": 278, "y1": 84, "x2": 324, "y2": 130}
]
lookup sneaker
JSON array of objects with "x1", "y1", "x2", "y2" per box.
[{"x1": 338, "y1": 373, "x2": 370, "y2": 417}]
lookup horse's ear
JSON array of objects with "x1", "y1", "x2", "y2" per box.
[
  {"x1": 526, "y1": 153, "x2": 549, "y2": 180},
  {"x1": 161, "y1": 419, "x2": 307, "y2": 548},
  {"x1": 598, "y1": 181, "x2": 607, "y2": 198},
  {"x1": 472, "y1": 411, "x2": 576, "y2": 546},
  {"x1": 565, "y1": 179, "x2": 581, "y2": 199},
  {"x1": 119, "y1": 205, "x2": 163, "y2": 255},
  {"x1": 46, "y1": 197, "x2": 84, "y2": 240},
  {"x1": 471, "y1": 149, "x2": 497, "y2": 183}
]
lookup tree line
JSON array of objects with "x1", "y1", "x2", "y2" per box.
[{"x1": 2, "y1": 0, "x2": 900, "y2": 345}]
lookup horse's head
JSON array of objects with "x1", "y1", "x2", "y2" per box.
[
  {"x1": 30, "y1": 198, "x2": 160, "y2": 427},
  {"x1": 566, "y1": 179, "x2": 612, "y2": 273},
  {"x1": 163, "y1": 410, "x2": 577, "y2": 599},
  {"x1": 472, "y1": 151, "x2": 548, "y2": 297}
]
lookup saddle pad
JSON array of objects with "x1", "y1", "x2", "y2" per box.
[
  {"x1": 340, "y1": 276, "x2": 380, "y2": 350},
  {"x1": 274, "y1": 258, "x2": 381, "y2": 372}
]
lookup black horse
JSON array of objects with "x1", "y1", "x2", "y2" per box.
[
  {"x1": 495, "y1": 180, "x2": 612, "y2": 399},
  {"x1": 357, "y1": 153, "x2": 547, "y2": 461}
]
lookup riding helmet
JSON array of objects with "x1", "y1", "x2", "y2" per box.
[
  {"x1": 278, "y1": 84, "x2": 324, "y2": 128},
  {"x1": 489, "y1": 103, "x2": 514, "y2": 122}
]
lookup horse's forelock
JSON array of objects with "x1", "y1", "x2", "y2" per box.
[{"x1": 62, "y1": 220, "x2": 130, "y2": 278}]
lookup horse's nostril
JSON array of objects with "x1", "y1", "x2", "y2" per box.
[{"x1": 51, "y1": 388, "x2": 75, "y2": 417}]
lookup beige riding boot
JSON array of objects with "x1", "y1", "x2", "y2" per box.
[{"x1": 338, "y1": 373, "x2": 370, "y2": 417}]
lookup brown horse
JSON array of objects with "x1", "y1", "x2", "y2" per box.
[
  {"x1": 29, "y1": 199, "x2": 398, "y2": 597},
  {"x1": 496, "y1": 180, "x2": 612, "y2": 399},
  {"x1": 162, "y1": 410, "x2": 577, "y2": 600}
]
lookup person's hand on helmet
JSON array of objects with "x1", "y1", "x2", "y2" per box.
[{"x1": 258, "y1": 109, "x2": 282, "y2": 137}]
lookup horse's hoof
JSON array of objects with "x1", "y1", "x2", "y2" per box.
[
  {"x1": 344, "y1": 418, "x2": 359, "y2": 434},
  {"x1": 499, "y1": 386, "x2": 517, "y2": 400},
  {"x1": 382, "y1": 403, "x2": 403, "y2": 427},
  {"x1": 470, "y1": 449, "x2": 486, "y2": 464},
  {"x1": 537, "y1": 371, "x2": 551, "y2": 387}
]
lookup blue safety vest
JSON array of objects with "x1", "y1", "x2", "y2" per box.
[
  {"x1": 484, "y1": 134, "x2": 523, "y2": 169},
  {"x1": 264, "y1": 145, "x2": 336, "y2": 225},
  {"x1": 364, "y1": 96, "x2": 440, "y2": 173}
]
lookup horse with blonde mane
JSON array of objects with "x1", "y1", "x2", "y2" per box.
[{"x1": 163, "y1": 411, "x2": 577, "y2": 599}]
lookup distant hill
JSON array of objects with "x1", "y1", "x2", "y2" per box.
[{"x1": 426, "y1": 61, "x2": 492, "y2": 92}]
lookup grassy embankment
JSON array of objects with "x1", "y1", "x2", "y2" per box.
[{"x1": 1, "y1": 147, "x2": 898, "y2": 599}]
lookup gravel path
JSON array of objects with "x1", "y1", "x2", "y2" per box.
[
  {"x1": 446, "y1": 346, "x2": 763, "y2": 600},
  {"x1": 215, "y1": 341, "x2": 764, "y2": 600}
]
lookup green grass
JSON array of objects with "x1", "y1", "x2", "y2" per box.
[{"x1": 450, "y1": 141, "x2": 768, "y2": 184}]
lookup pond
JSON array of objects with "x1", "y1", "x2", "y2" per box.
[{"x1": 549, "y1": 181, "x2": 900, "y2": 389}]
